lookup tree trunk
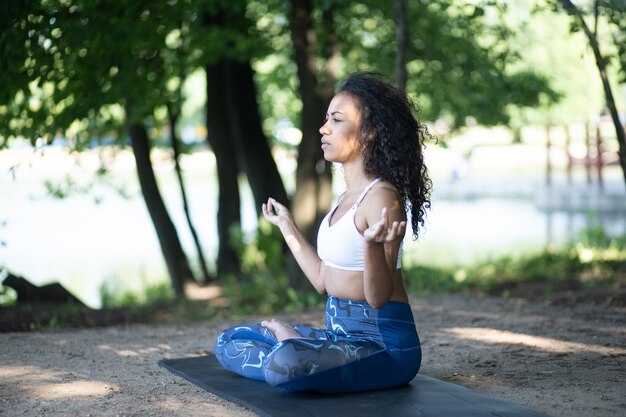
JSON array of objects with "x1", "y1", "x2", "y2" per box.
[
  {"x1": 206, "y1": 62, "x2": 242, "y2": 275},
  {"x1": 564, "y1": 0, "x2": 626, "y2": 189},
  {"x1": 321, "y1": 3, "x2": 340, "y2": 97},
  {"x1": 289, "y1": 0, "x2": 335, "y2": 289},
  {"x1": 394, "y1": 0, "x2": 408, "y2": 92},
  {"x1": 223, "y1": 59, "x2": 289, "y2": 210},
  {"x1": 317, "y1": 3, "x2": 338, "y2": 230},
  {"x1": 290, "y1": 0, "x2": 333, "y2": 241},
  {"x1": 167, "y1": 104, "x2": 214, "y2": 283},
  {"x1": 127, "y1": 117, "x2": 193, "y2": 297}
]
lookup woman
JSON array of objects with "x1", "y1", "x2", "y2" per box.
[{"x1": 215, "y1": 72, "x2": 432, "y2": 393}]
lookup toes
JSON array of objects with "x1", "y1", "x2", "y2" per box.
[{"x1": 261, "y1": 319, "x2": 284, "y2": 330}]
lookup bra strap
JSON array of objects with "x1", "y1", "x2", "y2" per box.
[{"x1": 355, "y1": 177, "x2": 383, "y2": 206}]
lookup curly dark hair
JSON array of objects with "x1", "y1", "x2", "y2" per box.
[{"x1": 337, "y1": 72, "x2": 433, "y2": 239}]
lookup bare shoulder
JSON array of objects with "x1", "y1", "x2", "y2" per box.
[
  {"x1": 359, "y1": 180, "x2": 405, "y2": 222},
  {"x1": 367, "y1": 181, "x2": 400, "y2": 202}
]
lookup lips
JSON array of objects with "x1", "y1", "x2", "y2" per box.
[{"x1": 321, "y1": 138, "x2": 330, "y2": 148}]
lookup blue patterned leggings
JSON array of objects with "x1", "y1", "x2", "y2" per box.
[{"x1": 214, "y1": 296, "x2": 421, "y2": 393}]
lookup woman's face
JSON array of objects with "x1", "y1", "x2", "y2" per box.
[{"x1": 319, "y1": 93, "x2": 362, "y2": 164}]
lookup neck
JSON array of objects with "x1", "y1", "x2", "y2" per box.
[{"x1": 342, "y1": 159, "x2": 373, "y2": 193}]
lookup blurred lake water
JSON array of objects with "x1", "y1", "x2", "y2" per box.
[{"x1": 1, "y1": 144, "x2": 625, "y2": 308}]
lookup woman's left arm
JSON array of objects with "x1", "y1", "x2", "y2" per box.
[{"x1": 361, "y1": 189, "x2": 406, "y2": 308}]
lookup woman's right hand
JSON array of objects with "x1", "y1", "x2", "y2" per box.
[
  {"x1": 263, "y1": 197, "x2": 324, "y2": 293},
  {"x1": 262, "y1": 197, "x2": 292, "y2": 228}
]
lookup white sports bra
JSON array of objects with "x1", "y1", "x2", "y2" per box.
[{"x1": 317, "y1": 178, "x2": 403, "y2": 271}]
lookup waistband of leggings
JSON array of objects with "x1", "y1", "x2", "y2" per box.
[{"x1": 326, "y1": 295, "x2": 415, "y2": 322}]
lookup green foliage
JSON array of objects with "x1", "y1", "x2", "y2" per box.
[
  {"x1": 403, "y1": 265, "x2": 461, "y2": 294},
  {"x1": 555, "y1": 0, "x2": 626, "y2": 81},
  {"x1": 99, "y1": 280, "x2": 174, "y2": 308},
  {"x1": 0, "y1": 0, "x2": 559, "y2": 149},
  {"x1": 505, "y1": 0, "x2": 624, "y2": 127},
  {"x1": 0, "y1": 283, "x2": 17, "y2": 307},
  {"x1": 220, "y1": 272, "x2": 323, "y2": 316},
  {"x1": 0, "y1": 265, "x2": 17, "y2": 307},
  {"x1": 461, "y1": 250, "x2": 581, "y2": 288},
  {"x1": 0, "y1": 0, "x2": 258, "y2": 148},
  {"x1": 232, "y1": 217, "x2": 285, "y2": 274},
  {"x1": 333, "y1": 0, "x2": 556, "y2": 128},
  {"x1": 252, "y1": 0, "x2": 559, "y2": 141},
  {"x1": 404, "y1": 226, "x2": 626, "y2": 296}
]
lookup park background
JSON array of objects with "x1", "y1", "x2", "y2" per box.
[{"x1": 1, "y1": 0, "x2": 625, "y2": 320}]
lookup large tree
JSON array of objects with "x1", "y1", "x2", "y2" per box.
[{"x1": 199, "y1": 1, "x2": 289, "y2": 275}]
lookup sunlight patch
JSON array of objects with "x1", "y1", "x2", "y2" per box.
[
  {"x1": 0, "y1": 365, "x2": 43, "y2": 379},
  {"x1": 35, "y1": 381, "x2": 119, "y2": 399},
  {"x1": 445, "y1": 327, "x2": 626, "y2": 356}
]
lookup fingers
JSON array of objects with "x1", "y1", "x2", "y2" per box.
[
  {"x1": 381, "y1": 207, "x2": 389, "y2": 229},
  {"x1": 366, "y1": 218, "x2": 406, "y2": 243},
  {"x1": 270, "y1": 198, "x2": 286, "y2": 211},
  {"x1": 364, "y1": 219, "x2": 385, "y2": 243},
  {"x1": 262, "y1": 198, "x2": 292, "y2": 227},
  {"x1": 261, "y1": 201, "x2": 271, "y2": 219},
  {"x1": 262, "y1": 198, "x2": 277, "y2": 217},
  {"x1": 372, "y1": 220, "x2": 386, "y2": 236},
  {"x1": 396, "y1": 221, "x2": 406, "y2": 239},
  {"x1": 387, "y1": 220, "x2": 407, "y2": 240},
  {"x1": 388, "y1": 220, "x2": 399, "y2": 238},
  {"x1": 264, "y1": 197, "x2": 286, "y2": 213}
]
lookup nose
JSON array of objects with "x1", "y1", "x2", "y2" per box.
[{"x1": 319, "y1": 120, "x2": 330, "y2": 135}]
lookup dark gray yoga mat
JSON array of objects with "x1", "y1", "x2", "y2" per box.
[{"x1": 158, "y1": 355, "x2": 551, "y2": 417}]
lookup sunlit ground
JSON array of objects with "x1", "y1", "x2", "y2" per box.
[
  {"x1": 444, "y1": 327, "x2": 626, "y2": 356},
  {"x1": 0, "y1": 364, "x2": 120, "y2": 400}
]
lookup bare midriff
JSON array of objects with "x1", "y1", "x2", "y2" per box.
[{"x1": 321, "y1": 264, "x2": 410, "y2": 304}]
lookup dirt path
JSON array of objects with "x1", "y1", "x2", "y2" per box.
[{"x1": 1, "y1": 293, "x2": 624, "y2": 417}]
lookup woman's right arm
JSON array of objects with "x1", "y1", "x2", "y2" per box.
[{"x1": 262, "y1": 198, "x2": 326, "y2": 294}]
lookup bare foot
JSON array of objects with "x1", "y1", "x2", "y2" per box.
[{"x1": 261, "y1": 319, "x2": 301, "y2": 341}]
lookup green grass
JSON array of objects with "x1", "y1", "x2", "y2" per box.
[{"x1": 403, "y1": 227, "x2": 626, "y2": 296}]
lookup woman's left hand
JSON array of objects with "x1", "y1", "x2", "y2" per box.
[{"x1": 363, "y1": 207, "x2": 406, "y2": 244}]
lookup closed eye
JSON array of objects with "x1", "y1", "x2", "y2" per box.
[{"x1": 324, "y1": 111, "x2": 344, "y2": 123}]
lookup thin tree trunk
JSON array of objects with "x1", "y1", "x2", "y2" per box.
[
  {"x1": 563, "y1": 0, "x2": 626, "y2": 188},
  {"x1": 167, "y1": 104, "x2": 213, "y2": 283},
  {"x1": 206, "y1": 62, "x2": 242, "y2": 275},
  {"x1": 223, "y1": 59, "x2": 289, "y2": 210},
  {"x1": 126, "y1": 113, "x2": 193, "y2": 297},
  {"x1": 394, "y1": 0, "x2": 408, "y2": 92}
]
